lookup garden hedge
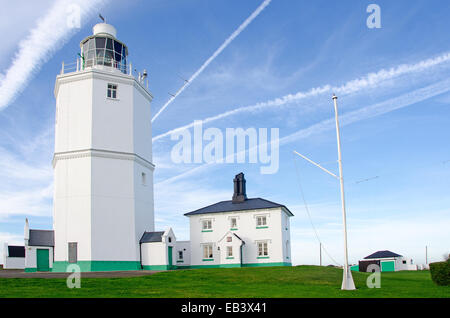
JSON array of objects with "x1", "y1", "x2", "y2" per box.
[{"x1": 429, "y1": 260, "x2": 450, "y2": 286}]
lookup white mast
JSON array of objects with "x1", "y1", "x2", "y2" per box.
[
  {"x1": 293, "y1": 94, "x2": 356, "y2": 290},
  {"x1": 332, "y1": 94, "x2": 355, "y2": 290}
]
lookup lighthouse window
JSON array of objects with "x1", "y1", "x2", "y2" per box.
[
  {"x1": 141, "y1": 172, "x2": 146, "y2": 185},
  {"x1": 107, "y1": 83, "x2": 117, "y2": 99}
]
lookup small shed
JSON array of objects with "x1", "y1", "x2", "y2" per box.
[
  {"x1": 140, "y1": 228, "x2": 177, "y2": 270},
  {"x1": 2, "y1": 243, "x2": 25, "y2": 269}
]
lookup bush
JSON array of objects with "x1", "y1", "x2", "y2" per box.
[{"x1": 429, "y1": 260, "x2": 450, "y2": 286}]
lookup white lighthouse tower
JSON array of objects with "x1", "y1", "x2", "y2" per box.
[{"x1": 52, "y1": 22, "x2": 155, "y2": 271}]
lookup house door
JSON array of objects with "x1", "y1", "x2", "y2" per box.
[
  {"x1": 168, "y1": 246, "x2": 173, "y2": 268},
  {"x1": 37, "y1": 249, "x2": 50, "y2": 272}
]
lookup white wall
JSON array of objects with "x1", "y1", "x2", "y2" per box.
[
  {"x1": 176, "y1": 241, "x2": 191, "y2": 267},
  {"x1": 25, "y1": 246, "x2": 54, "y2": 269},
  {"x1": 53, "y1": 67, "x2": 154, "y2": 265}
]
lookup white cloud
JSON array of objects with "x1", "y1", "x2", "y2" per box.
[
  {"x1": 0, "y1": 0, "x2": 108, "y2": 110},
  {"x1": 151, "y1": 0, "x2": 272, "y2": 123},
  {"x1": 153, "y1": 51, "x2": 450, "y2": 142}
]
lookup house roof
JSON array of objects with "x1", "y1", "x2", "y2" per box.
[
  {"x1": 140, "y1": 231, "x2": 165, "y2": 243},
  {"x1": 364, "y1": 250, "x2": 402, "y2": 259},
  {"x1": 8, "y1": 245, "x2": 25, "y2": 258},
  {"x1": 28, "y1": 229, "x2": 54, "y2": 247},
  {"x1": 184, "y1": 197, "x2": 294, "y2": 216}
]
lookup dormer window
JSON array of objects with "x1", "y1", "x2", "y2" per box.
[{"x1": 107, "y1": 83, "x2": 117, "y2": 99}]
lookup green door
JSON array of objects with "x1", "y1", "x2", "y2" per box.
[
  {"x1": 168, "y1": 246, "x2": 173, "y2": 269},
  {"x1": 381, "y1": 260, "x2": 395, "y2": 272},
  {"x1": 37, "y1": 249, "x2": 50, "y2": 272}
]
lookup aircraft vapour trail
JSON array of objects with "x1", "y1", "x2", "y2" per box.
[
  {"x1": 152, "y1": 51, "x2": 450, "y2": 142},
  {"x1": 151, "y1": 0, "x2": 272, "y2": 123},
  {"x1": 0, "y1": 0, "x2": 108, "y2": 111},
  {"x1": 155, "y1": 78, "x2": 450, "y2": 186}
]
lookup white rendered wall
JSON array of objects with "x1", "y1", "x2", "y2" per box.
[
  {"x1": 188, "y1": 208, "x2": 292, "y2": 267},
  {"x1": 4, "y1": 257, "x2": 25, "y2": 269},
  {"x1": 25, "y1": 246, "x2": 54, "y2": 269},
  {"x1": 175, "y1": 241, "x2": 191, "y2": 267},
  {"x1": 53, "y1": 68, "x2": 154, "y2": 265},
  {"x1": 141, "y1": 242, "x2": 166, "y2": 266}
]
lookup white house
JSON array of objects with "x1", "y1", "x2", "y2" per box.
[
  {"x1": 2, "y1": 243, "x2": 25, "y2": 269},
  {"x1": 184, "y1": 173, "x2": 293, "y2": 268},
  {"x1": 352, "y1": 250, "x2": 417, "y2": 272}
]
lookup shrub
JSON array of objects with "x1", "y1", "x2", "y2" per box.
[{"x1": 429, "y1": 260, "x2": 450, "y2": 286}]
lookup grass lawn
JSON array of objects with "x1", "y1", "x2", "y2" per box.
[{"x1": 0, "y1": 265, "x2": 448, "y2": 298}]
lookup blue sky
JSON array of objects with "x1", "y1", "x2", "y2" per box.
[{"x1": 0, "y1": 0, "x2": 449, "y2": 266}]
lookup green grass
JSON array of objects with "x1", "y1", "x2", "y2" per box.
[{"x1": 0, "y1": 266, "x2": 448, "y2": 298}]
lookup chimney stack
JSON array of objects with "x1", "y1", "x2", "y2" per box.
[{"x1": 232, "y1": 172, "x2": 247, "y2": 203}]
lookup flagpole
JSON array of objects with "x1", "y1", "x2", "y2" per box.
[{"x1": 332, "y1": 94, "x2": 356, "y2": 290}]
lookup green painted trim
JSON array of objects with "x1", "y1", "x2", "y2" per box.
[
  {"x1": 256, "y1": 226, "x2": 268, "y2": 229},
  {"x1": 230, "y1": 228, "x2": 238, "y2": 231},
  {"x1": 142, "y1": 265, "x2": 174, "y2": 271},
  {"x1": 242, "y1": 262, "x2": 291, "y2": 267},
  {"x1": 202, "y1": 259, "x2": 214, "y2": 262},
  {"x1": 257, "y1": 256, "x2": 270, "y2": 259},
  {"x1": 25, "y1": 268, "x2": 37, "y2": 272},
  {"x1": 52, "y1": 261, "x2": 141, "y2": 272},
  {"x1": 186, "y1": 262, "x2": 291, "y2": 269},
  {"x1": 226, "y1": 257, "x2": 235, "y2": 259},
  {"x1": 176, "y1": 260, "x2": 184, "y2": 263},
  {"x1": 186, "y1": 263, "x2": 242, "y2": 269},
  {"x1": 201, "y1": 230, "x2": 213, "y2": 232}
]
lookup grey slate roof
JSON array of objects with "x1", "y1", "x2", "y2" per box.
[
  {"x1": 140, "y1": 231, "x2": 164, "y2": 243},
  {"x1": 8, "y1": 245, "x2": 25, "y2": 258},
  {"x1": 364, "y1": 250, "x2": 402, "y2": 259},
  {"x1": 28, "y1": 229, "x2": 54, "y2": 247},
  {"x1": 184, "y1": 197, "x2": 293, "y2": 216}
]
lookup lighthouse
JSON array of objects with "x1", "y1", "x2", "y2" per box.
[{"x1": 52, "y1": 22, "x2": 155, "y2": 271}]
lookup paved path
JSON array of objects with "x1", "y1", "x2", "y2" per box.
[{"x1": 0, "y1": 269, "x2": 161, "y2": 279}]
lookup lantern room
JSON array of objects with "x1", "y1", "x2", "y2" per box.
[{"x1": 79, "y1": 23, "x2": 128, "y2": 73}]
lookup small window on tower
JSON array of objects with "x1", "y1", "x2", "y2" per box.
[
  {"x1": 141, "y1": 172, "x2": 146, "y2": 185},
  {"x1": 107, "y1": 83, "x2": 117, "y2": 99}
]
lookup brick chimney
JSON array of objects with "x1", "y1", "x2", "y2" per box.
[{"x1": 232, "y1": 172, "x2": 247, "y2": 203}]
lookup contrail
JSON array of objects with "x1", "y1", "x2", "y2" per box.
[
  {"x1": 152, "y1": 51, "x2": 450, "y2": 142},
  {"x1": 151, "y1": 0, "x2": 272, "y2": 123},
  {"x1": 155, "y1": 78, "x2": 450, "y2": 186},
  {"x1": 0, "y1": 0, "x2": 108, "y2": 110}
]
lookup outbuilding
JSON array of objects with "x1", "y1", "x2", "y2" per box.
[{"x1": 352, "y1": 250, "x2": 417, "y2": 272}]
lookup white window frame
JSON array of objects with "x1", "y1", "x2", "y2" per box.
[
  {"x1": 107, "y1": 83, "x2": 118, "y2": 99},
  {"x1": 202, "y1": 219, "x2": 212, "y2": 231},
  {"x1": 230, "y1": 217, "x2": 237, "y2": 229},
  {"x1": 178, "y1": 250, "x2": 183, "y2": 260},
  {"x1": 257, "y1": 241, "x2": 269, "y2": 257},
  {"x1": 227, "y1": 246, "x2": 233, "y2": 257},
  {"x1": 256, "y1": 215, "x2": 267, "y2": 227},
  {"x1": 202, "y1": 244, "x2": 213, "y2": 259}
]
